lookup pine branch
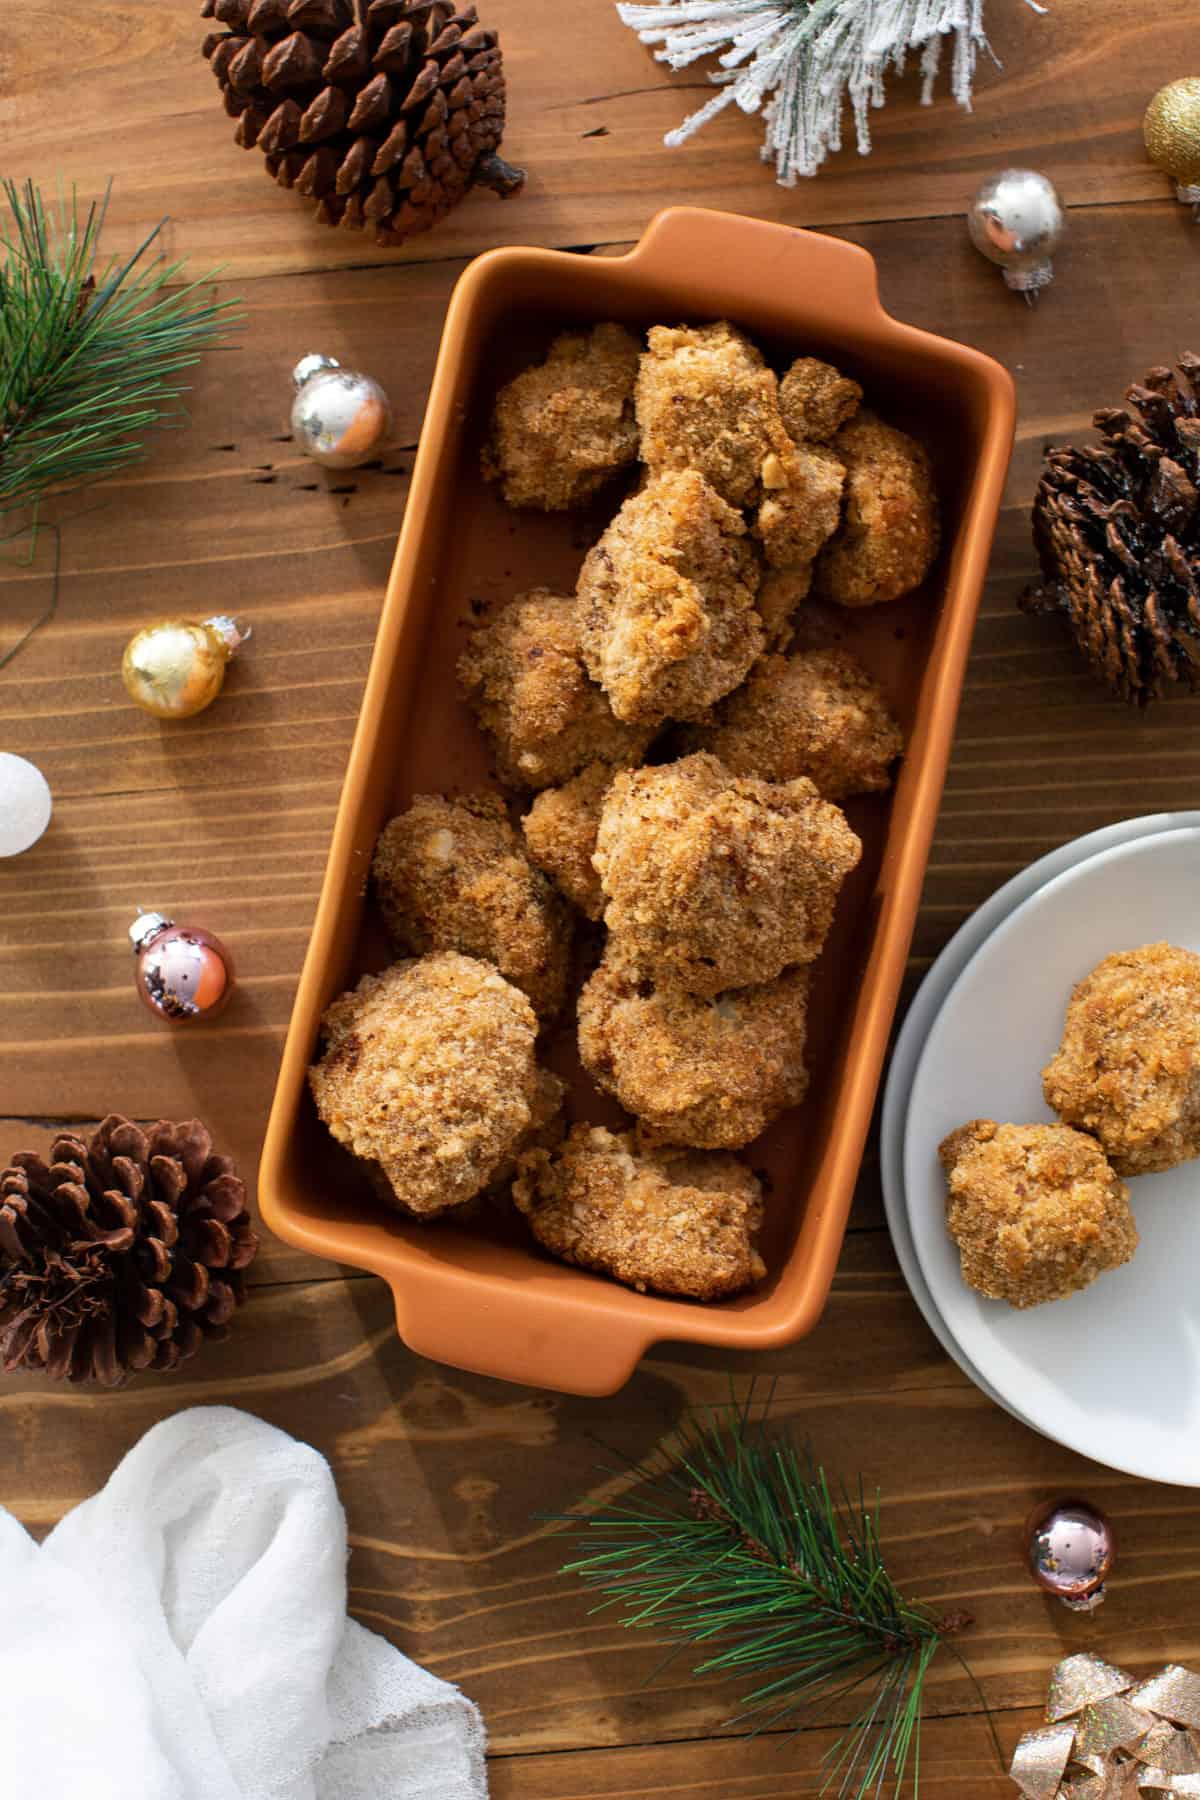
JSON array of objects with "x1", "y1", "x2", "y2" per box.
[
  {"x1": 0, "y1": 179, "x2": 241, "y2": 519},
  {"x1": 615, "y1": 0, "x2": 1048, "y2": 184},
  {"x1": 556, "y1": 1398, "x2": 972, "y2": 1797}
]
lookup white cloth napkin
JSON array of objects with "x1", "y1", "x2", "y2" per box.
[{"x1": 0, "y1": 1405, "x2": 488, "y2": 1800}]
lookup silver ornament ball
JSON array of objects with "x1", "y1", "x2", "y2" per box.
[
  {"x1": 968, "y1": 170, "x2": 1065, "y2": 295},
  {"x1": 290, "y1": 353, "x2": 393, "y2": 470}
]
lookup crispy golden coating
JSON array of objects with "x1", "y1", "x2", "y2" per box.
[
  {"x1": 779, "y1": 357, "x2": 863, "y2": 444},
  {"x1": 686, "y1": 647, "x2": 903, "y2": 799},
  {"x1": 635, "y1": 324, "x2": 843, "y2": 572},
  {"x1": 576, "y1": 469, "x2": 764, "y2": 725},
  {"x1": 816, "y1": 412, "x2": 940, "y2": 607},
  {"x1": 938, "y1": 1118, "x2": 1136, "y2": 1308},
  {"x1": 486, "y1": 1066, "x2": 568, "y2": 1191},
  {"x1": 1043, "y1": 943, "x2": 1200, "y2": 1175},
  {"x1": 594, "y1": 753, "x2": 862, "y2": 995},
  {"x1": 372, "y1": 792, "x2": 571, "y2": 1022},
  {"x1": 521, "y1": 761, "x2": 612, "y2": 920},
  {"x1": 309, "y1": 953, "x2": 549, "y2": 1217},
  {"x1": 635, "y1": 321, "x2": 783, "y2": 507},
  {"x1": 754, "y1": 440, "x2": 845, "y2": 569},
  {"x1": 457, "y1": 589, "x2": 654, "y2": 790},
  {"x1": 482, "y1": 323, "x2": 640, "y2": 511},
  {"x1": 755, "y1": 564, "x2": 813, "y2": 651},
  {"x1": 578, "y1": 951, "x2": 809, "y2": 1148},
  {"x1": 513, "y1": 1123, "x2": 766, "y2": 1299}
]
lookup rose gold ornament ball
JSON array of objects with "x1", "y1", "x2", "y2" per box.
[
  {"x1": 1025, "y1": 1496, "x2": 1115, "y2": 1613},
  {"x1": 130, "y1": 911, "x2": 235, "y2": 1023}
]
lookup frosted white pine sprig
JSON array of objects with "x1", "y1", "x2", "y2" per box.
[{"x1": 615, "y1": 0, "x2": 1047, "y2": 185}]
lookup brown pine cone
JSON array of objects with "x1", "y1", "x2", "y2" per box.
[
  {"x1": 1021, "y1": 354, "x2": 1200, "y2": 703},
  {"x1": 201, "y1": 0, "x2": 525, "y2": 247},
  {"x1": 0, "y1": 1116, "x2": 258, "y2": 1386}
]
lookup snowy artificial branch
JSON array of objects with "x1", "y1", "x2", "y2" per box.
[{"x1": 615, "y1": 0, "x2": 1047, "y2": 185}]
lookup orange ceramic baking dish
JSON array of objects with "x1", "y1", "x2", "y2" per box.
[{"x1": 259, "y1": 206, "x2": 1015, "y2": 1394}]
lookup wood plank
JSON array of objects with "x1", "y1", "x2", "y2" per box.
[
  {"x1": 2, "y1": 0, "x2": 1193, "y2": 279},
  {"x1": 488, "y1": 1710, "x2": 1043, "y2": 1798},
  {"x1": 2, "y1": 1238, "x2": 1197, "y2": 1755}
]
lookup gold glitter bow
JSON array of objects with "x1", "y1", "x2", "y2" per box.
[{"x1": 1011, "y1": 1655, "x2": 1200, "y2": 1798}]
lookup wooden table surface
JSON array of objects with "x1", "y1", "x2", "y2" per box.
[{"x1": 5, "y1": 1, "x2": 1200, "y2": 1792}]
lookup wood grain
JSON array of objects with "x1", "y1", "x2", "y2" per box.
[
  {"x1": 6, "y1": 4, "x2": 1200, "y2": 1791},
  {"x1": 2, "y1": 0, "x2": 1195, "y2": 278},
  {"x1": 488, "y1": 1710, "x2": 1045, "y2": 1798}
]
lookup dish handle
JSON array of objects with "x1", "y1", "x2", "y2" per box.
[
  {"x1": 622, "y1": 205, "x2": 884, "y2": 318},
  {"x1": 390, "y1": 1280, "x2": 647, "y2": 1396}
]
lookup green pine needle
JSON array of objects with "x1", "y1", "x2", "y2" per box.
[
  {"x1": 0, "y1": 178, "x2": 241, "y2": 519},
  {"x1": 557, "y1": 1397, "x2": 965, "y2": 1798}
]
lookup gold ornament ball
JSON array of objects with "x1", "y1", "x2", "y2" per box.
[
  {"x1": 1144, "y1": 76, "x2": 1200, "y2": 200},
  {"x1": 122, "y1": 615, "x2": 250, "y2": 720}
]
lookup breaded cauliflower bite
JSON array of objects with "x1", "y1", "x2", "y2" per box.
[
  {"x1": 754, "y1": 440, "x2": 845, "y2": 569},
  {"x1": 635, "y1": 323, "x2": 845, "y2": 572},
  {"x1": 1043, "y1": 943, "x2": 1200, "y2": 1175},
  {"x1": 521, "y1": 761, "x2": 612, "y2": 920},
  {"x1": 816, "y1": 412, "x2": 940, "y2": 607},
  {"x1": 938, "y1": 1119, "x2": 1137, "y2": 1308},
  {"x1": 636, "y1": 321, "x2": 784, "y2": 507},
  {"x1": 372, "y1": 792, "x2": 571, "y2": 1022},
  {"x1": 457, "y1": 589, "x2": 654, "y2": 790},
  {"x1": 594, "y1": 753, "x2": 862, "y2": 996},
  {"x1": 576, "y1": 469, "x2": 764, "y2": 725},
  {"x1": 687, "y1": 647, "x2": 903, "y2": 799},
  {"x1": 309, "y1": 953, "x2": 552, "y2": 1217},
  {"x1": 482, "y1": 322, "x2": 640, "y2": 511},
  {"x1": 485, "y1": 1066, "x2": 568, "y2": 1191},
  {"x1": 755, "y1": 564, "x2": 813, "y2": 651},
  {"x1": 779, "y1": 356, "x2": 863, "y2": 445},
  {"x1": 513, "y1": 1123, "x2": 766, "y2": 1299},
  {"x1": 578, "y1": 952, "x2": 809, "y2": 1148}
]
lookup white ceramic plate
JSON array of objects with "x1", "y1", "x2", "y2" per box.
[
  {"x1": 880, "y1": 812, "x2": 1200, "y2": 1425},
  {"x1": 904, "y1": 825, "x2": 1200, "y2": 1486}
]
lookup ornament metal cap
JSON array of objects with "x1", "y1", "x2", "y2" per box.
[
  {"x1": 1003, "y1": 264, "x2": 1053, "y2": 295},
  {"x1": 130, "y1": 909, "x2": 172, "y2": 953},
  {"x1": 203, "y1": 614, "x2": 252, "y2": 655},
  {"x1": 292, "y1": 352, "x2": 340, "y2": 390}
]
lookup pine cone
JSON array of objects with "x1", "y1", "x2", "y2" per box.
[
  {"x1": 0, "y1": 1116, "x2": 258, "y2": 1386},
  {"x1": 1021, "y1": 354, "x2": 1200, "y2": 704},
  {"x1": 201, "y1": 0, "x2": 525, "y2": 247}
]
